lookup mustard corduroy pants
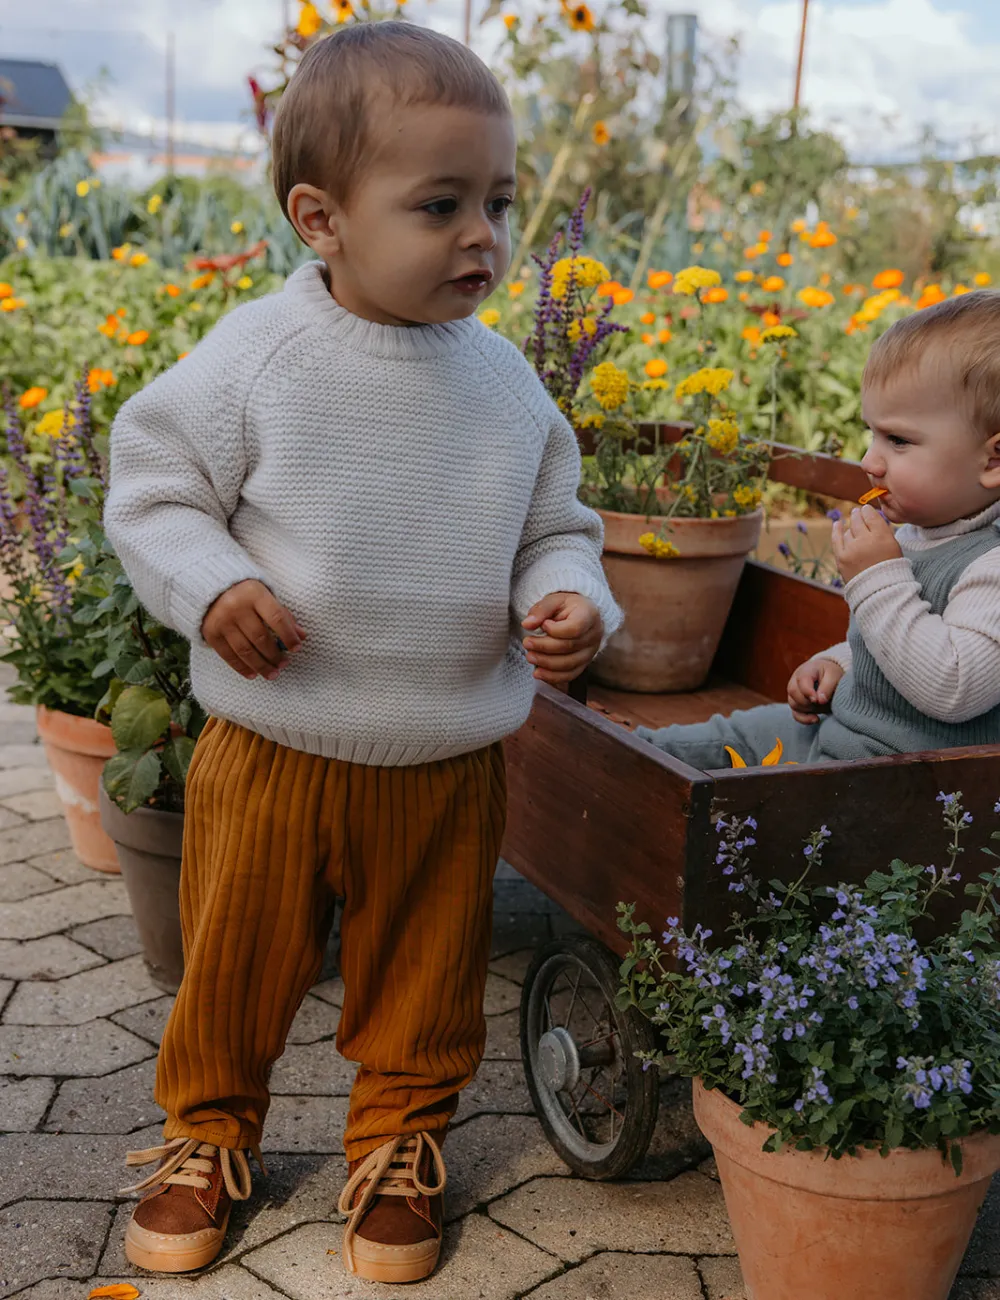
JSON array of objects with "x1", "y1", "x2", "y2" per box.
[{"x1": 156, "y1": 717, "x2": 507, "y2": 1161}]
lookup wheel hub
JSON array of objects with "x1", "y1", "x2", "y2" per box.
[{"x1": 537, "y1": 1025, "x2": 580, "y2": 1093}]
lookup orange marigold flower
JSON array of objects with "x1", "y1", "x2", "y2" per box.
[
  {"x1": 116, "y1": 307, "x2": 127, "y2": 318},
  {"x1": 954, "y1": 283, "x2": 971, "y2": 296},
  {"x1": 647, "y1": 270, "x2": 673, "y2": 289},
  {"x1": 640, "y1": 311, "x2": 656, "y2": 325},
  {"x1": 612, "y1": 287, "x2": 634, "y2": 306},
  {"x1": 98, "y1": 314, "x2": 118, "y2": 338},
  {"x1": 645, "y1": 358, "x2": 668, "y2": 378},
  {"x1": 191, "y1": 272, "x2": 215, "y2": 290},
  {"x1": 178, "y1": 351, "x2": 190, "y2": 360},
  {"x1": 163, "y1": 283, "x2": 181, "y2": 297},
  {"x1": 126, "y1": 330, "x2": 150, "y2": 346},
  {"x1": 743, "y1": 245, "x2": 761, "y2": 260},
  {"x1": 776, "y1": 252, "x2": 793, "y2": 268},
  {"x1": 819, "y1": 272, "x2": 831, "y2": 287},
  {"x1": 916, "y1": 284, "x2": 947, "y2": 309},
  {"x1": 508, "y1": 281, "x2": 525, "y2": 297},
  {"x1": 701, "y1": 287, "x2": 728, "y2": 304},
  {"x1": 974, "y1": 272, "x2": 992, "y2": 287},
  {"x1": 591, "y1": 121, "x2": 610, "y2": 147},
  {"x1": 810, "y1": 229, "x2": 838, "y2": 249},
  {"x1": 657, "y1": 328, "x2": 672, "y2": 343},
  {"x1": 761, "y1": 275, "x2": 785, "y2": 293},
  {"x1": 742, "y1": 325, "x2": 762, "y2": 346},
  {"x1": 566, "y1": 2, "x2": 594, "y2": 30},
  {"x1": 18, "y1": 386, "x2": 47, "y2": 409},
  {"x1": 735, "y1": 270, "x2": 754, "y2": 283},
  {"x1": 873, "y1": 269, "x2": 905, "y2": 291},
  {"x1": 503, "y1": 12, "x2": 518, "y2": 28},
  {"x1": 798, "y1": 286, "x2": 835, "y2": 308},
  {"x1": 761, "y1": 310, "x2": 781, "y2": 327},
  {"x1": 596, "y1": 280, "x2": 621, "y2": 298},
  {"x1": 791, "y1": 219, "x2": 807, "y2": 233},
  {"x1": 738, "y1": 290, "x2": 750, "y2": 303},
  {"x1": 0, "y1": 282, "x2": 12, "y2": 299},
  {"x1": 758, "y1": 229, "x2": 772, "y2": 242},
  {"x1": 641, "y1": 332, "x2": 655, "y2": 345},
  {"x1": 87, "y1": 368, "x2": 116, "y2": 393}
]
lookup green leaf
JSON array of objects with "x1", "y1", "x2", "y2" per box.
[
  {"x1": 884, "y1": 1116, "x2": 904, "y2": 1150},
  {"x1": 110, "y1": 686, "x2": 171, "y2": 752},
  {"x1": 103, "y1": 749, "x2": 162, "y2": 813},
  {"x1": 95, "y1": 677, "x2": 127, "y2": 724},
  {"x1": 90, "y1": 659, "x2": 115, "y2": 679},
  {"x1": 161, "y1": 735, "x2": 195, "y2": 787}
]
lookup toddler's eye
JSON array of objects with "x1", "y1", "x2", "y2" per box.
[
  {"x1": 887, "y1": 435, "x2": 909, "y2": 447},
  {"x1": 488, "y1": 196, "x2": 513, "y2": 217},
  {"x1": 423, "y1": 198, "x2": 458, "y2": 217}
]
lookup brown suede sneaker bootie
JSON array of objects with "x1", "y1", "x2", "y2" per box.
[
  {"x1": 121, "y1": 1136, "x2": 262, "y2": 1273},
  {"x1": 338, "y1": 1133, "x2": 446, "y2": 1283}
]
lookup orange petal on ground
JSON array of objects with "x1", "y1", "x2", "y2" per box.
[{"x1": 89, "y1": 1287, "x2": 141, "y2": 1299}]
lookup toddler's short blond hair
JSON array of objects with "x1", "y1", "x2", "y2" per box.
[
  {"x1": 863, "y1": 290, "x2": 1000, "y2": 438},
  {"x1": 272, "y1": 22, "x2": 510, "y2": 217}
]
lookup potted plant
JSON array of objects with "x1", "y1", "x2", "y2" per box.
[
  {"x1": 527, "y1": 194, "x2": 770, "y2": 692},
  {"x1": 618, "y1": 794, "x2": 1000, "y2": 1300},
  {"x1": 0, "y1": 384, "x2": 120, "y2": 871}
]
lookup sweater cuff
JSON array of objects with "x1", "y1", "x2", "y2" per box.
[
  {"x1": 168, "y1": 551, "x2": 268, "y2": 644},
  {"x1": 845, "y1": 557, "x2": 916, "y2": 612},
  {"x1": 513, "y1": 564, "x2": 624, "y2": 649}
]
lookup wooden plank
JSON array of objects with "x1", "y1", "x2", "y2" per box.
[
  {"x1": 502, "y1": 684, "x2": 715, "y2": 954},
  {"x1": 713, "y1": 561, "x2": 850, "y2": 701},
  {"x1": 574, "y1": 423, "x2": 870, "y2": 502},
  {"x1": 587, "y1": 678, "x2": 771, "y2": 732},
  {"x1": 681, "y1": 744, "x2": 1000, "y2": 938}
]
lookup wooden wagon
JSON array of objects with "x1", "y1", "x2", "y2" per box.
[{"x1": 501, "y1": 439, "x2": 1000, "y2": 1179}]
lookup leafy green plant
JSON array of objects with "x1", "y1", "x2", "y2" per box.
[{"x1": 618, "y1": 794, "x2": 1000, "y2": 1170}]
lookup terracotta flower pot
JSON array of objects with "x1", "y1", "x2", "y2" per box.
[
  {"x1": 693, "y1": 1079, "x2": 1000, "y2": 1300},
  {"x1": 591, "y1": 508, "x2": 763, "y2": 693},
  {"x1": 35, "y1": 706, "x2": 120, "y2": 873},
  {"x1": 99, "y1": 783, "x2": 184, "y2": 994}
]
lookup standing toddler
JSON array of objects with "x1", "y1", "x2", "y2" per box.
[{"x1": 105, "y1": 23, "x2": 620, "y2": 1280}]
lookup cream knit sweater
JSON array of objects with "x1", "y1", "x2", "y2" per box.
[
  {"x1": 105, "y1": 262, "x2": 621, "y2": 766},
  {"x1": 819, "y1": 499, "x2": 1000, "y2": 723}
]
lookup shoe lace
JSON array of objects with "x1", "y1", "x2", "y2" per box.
[
  {"x1": 119, "y1": 1136, "x2": 265, "y2": 1201},
  {"x1": 337, "y1": 1133, "x2": 446, "y2": 1273}
]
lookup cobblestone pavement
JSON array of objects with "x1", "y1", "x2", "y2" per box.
[{"x1": 3, "y1": 664, "x2": 1000, "y2": 1299}]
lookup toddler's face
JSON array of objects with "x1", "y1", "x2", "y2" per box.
[
  {"x1": 860, "y1": 359, "x2": 1000, "y2": 528},
  {"x1": 317, "y1": 103, "x2": 516, "y2": 326}
]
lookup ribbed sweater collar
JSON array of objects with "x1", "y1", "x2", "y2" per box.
[
  {"x1": 900, "y1": 498, "x2": 1000, "y2": 551},
  {"x1": 283, "y1": 261, "x2": 477, "y2": 360}
]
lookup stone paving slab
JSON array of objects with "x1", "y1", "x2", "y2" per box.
[
  {"x1": 0, "y1": 862, "x2": 62, "y2": 904},
  {"x1": 526, "y1": 1252, "x2": 705, "y2": 1299},
  {"x1": 0, "y1": 766, "x2": 54, "y2": 800},
  {"x1": 4, "y1": 955, "x2": 161, "y2": 1026},
  {"x1": 68, "y1": 915, "x2": 143, "y2": 961},
  {"x1": 0, "y1": 1075, "x2": 55, "y2": 1131},
  {"x1": 488, "y1": 1172, "x2": 736, "y2": 1263},
  {"x1": 268, "y1": 1041, "x2": 357, "y2": 1096},
  {"x1": 484, "y1": 1007, "x2": 521, "y2": 1060},
  {"x1": 698, "y1": 1255, "x2": 746, "y2": 1299},
  {"x1": 0, "y1": 817, "x2": 72, "y2": 868},
  {"x1": 0, "y1": 935, "x2": 105, "y2": 982},
  {"x1": 69, "y1": 1268, "x2": 289, "y2": 1300},
  {"x1": 0, "y1": 1129, "x2": 160, "y2": 1207},
  {"x1": 111, "y1": 995, "x2": 175, "y2": 1046},
  {"x1": 0, "y1": 743, "x2": 51, "y2": 770},
  {"x1": 0, "y1": 1019, "x2": 153, "y2": 1076},
  {"x1": 286, "y1": 992, "x2": 343, "y2": 1045},
  {"x1": 243, "y1": 1214, "x2": 560, "y2": 1300},
  {"x1": 483, "y1": 971, "x2": 521, "y2": 1016},
  {"x1": 265, "y1": 1095, "x2": 351, "y2": 1153},
  {"x1": 27, "y1": 848, "x2": 97, "y2": 887},
  {"x1": 0, "y1": 879, "x2": 131, "y2": 941},
  {"x1": 1, "y1": 789, "x2": 65, "y2": 822},
  {"x1": 0, "y1": 806, "x2": 26, "y2": 832},
  {"x1": 0, "y1": 1200, "x2": 115, "y2": 1298},
  {"x1": 45, "y1": 1057, "x2": 163, "y2": 1134}
]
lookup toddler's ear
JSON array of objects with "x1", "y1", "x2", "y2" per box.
[{"x1": 287, "y1": 184, "x2": 342, "y2": 257}]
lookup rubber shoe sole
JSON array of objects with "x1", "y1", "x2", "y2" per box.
[
  {"x1": 124, "y1": 1206, "x2": 230, "y2": 1273},
  {"x1": 346, "y1": 1232, "x2": 441, "y2": 1283}
]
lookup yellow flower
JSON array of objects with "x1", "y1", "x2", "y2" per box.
[
  {"x1": 478, "y1": 308, "x2": 501, "y2": 327},
  {"x1": 126, "y1": 329, "x2": 150, "y2": 345},
  {"x1": 674, "y1": 367, "x2": 734, "y2": 400},
  {"x1": 639, "y1": 532, "x2": 680, "y2": 559},
  {"x1": 335, "y1": 0, "x2": 354, "y2": 21},
  {"x1": 567, "y1": 316, "x2": 598, "y2": 343},
  {"x1": 761, "y1": 324, "x2": 797, "y2": 342},
  {"x1": 578, "y1": 413, "x2": 605, "y2": 429},
  {"x1": 798, "y1": 286, "x2": 835, "y2": 308},
  {"x1": 591, "y1": 361, "x2": 630, "y2": 410},
  {"x1": 147, "y1": 193, "x2": 163, "y2": 215},
  {"x1": 642, "y1": 379, "x2": 669, "y2": 391},
  {"x1": 236, "y1": 275, "x2": 253, "y2": 290},
  {"x1": 76, "y1": 180, "x2": 91, "y2": 198},
  {"x1": 59, "y1": 223, "x2": 73, "y2": 238},
  {"x1": 36, "y1": 409, "x2": 77, "y2": 439},
  {"x1": 566, "y1": 3, "x2": 595, "y2": 30},
  {"x1": 592, "y1": 121, "x2": 610, "y2": 147},
  {"x1": 791, "y1": 218, "x2": 807, "y2": 233},
  {"x1": 760, "y1": 275, "x2": 785, "y2": 293},
  {"x1": 735, "y1": 270, "x2": 754, "y2": 283},
  {"x1": 15, "y1": 237, "x2": 27, "y2": 251},
  {"x1": 231, "y1": 220, "x2": 244, "y2": 235},
  {"x1": 508, "y1": 281, "x2": 525, "y2": 298},
  {"x1": 130, "y1": 252, "x2": 149, "y2": 267},
  {"x1": 191, "y1": 272, "x2": 215, "y2": 290},
  {"x1": 64, "y1": 558, "x2": 85, "y2": 586},
  {"x1": 1, "y1": 296, "x2": 25, "y2": 312},
  {"x1": 954, "y1": 284, "x2": 971, "y2": 296},
  {"x1": 974, "y1": 272, "x2": 992, "y2": 287},
  {"x1": 750, "y1": 180, "x2": 766, "y2": 197},
  {"x1": 705, "y1": 417, "x2": 739, "y2": 455},
  {"x1": 644, "y1": 358, "x2": 668, "y2": 379},
  {"x1": 503, "y1": 12, "x2": 518, "y2": 27},
  {"x1": 549, "y1": 255, "x2": 610, "y2": 299},
  {"x1": 19, "y1": 386, "x2": 48, "y2": 410},
  {"x1": 733, "y1": 484, "x2": 761, "y2": 510},
  {"x1": 297, "y1": 1, "x2": 323, "y2": 36},
  {"x1": 672, "y1": 265, "x2": 721, "y2": 296}
]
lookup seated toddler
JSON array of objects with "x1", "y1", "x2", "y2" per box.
[{"x1": 639, "y1": 291, "x2": 1000, "y2": 768}]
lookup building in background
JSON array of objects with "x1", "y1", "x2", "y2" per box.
[{"x1": 0, "y1": 58, "x2": 74, "y2": 154}]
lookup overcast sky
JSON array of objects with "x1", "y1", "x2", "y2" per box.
[{"x1": 1, "y1": 0, "x2": 998, "y2": 159}]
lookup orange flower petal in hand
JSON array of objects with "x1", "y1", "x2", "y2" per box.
[
  {"x1": 859, "y1": 487, "x2": 888, "y2": 505},
  {"x1": 724, "y1": 745, "x2": 747, "y2": 769}
]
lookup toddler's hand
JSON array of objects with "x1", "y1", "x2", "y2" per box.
[
  {"x1": 787, "y1": 657, "x2": 844, "y2": 725},
  {"x1": 522, "y1": 592, "x2": 603, "y2": 685},
  {"x1": 202, "y1": 580, "x2": 306, "y2": 681},
  {"x1": 831, "y1": 504, "x2": 902, "y2": 584}
]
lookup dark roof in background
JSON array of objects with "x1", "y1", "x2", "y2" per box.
[{"x1": 0, "y1": 58, "x2": 73, "y2": 129}]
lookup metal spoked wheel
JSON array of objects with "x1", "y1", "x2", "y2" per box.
[{"x1": 520, "y1": 934, "x2": 659, "y2": 1180}]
